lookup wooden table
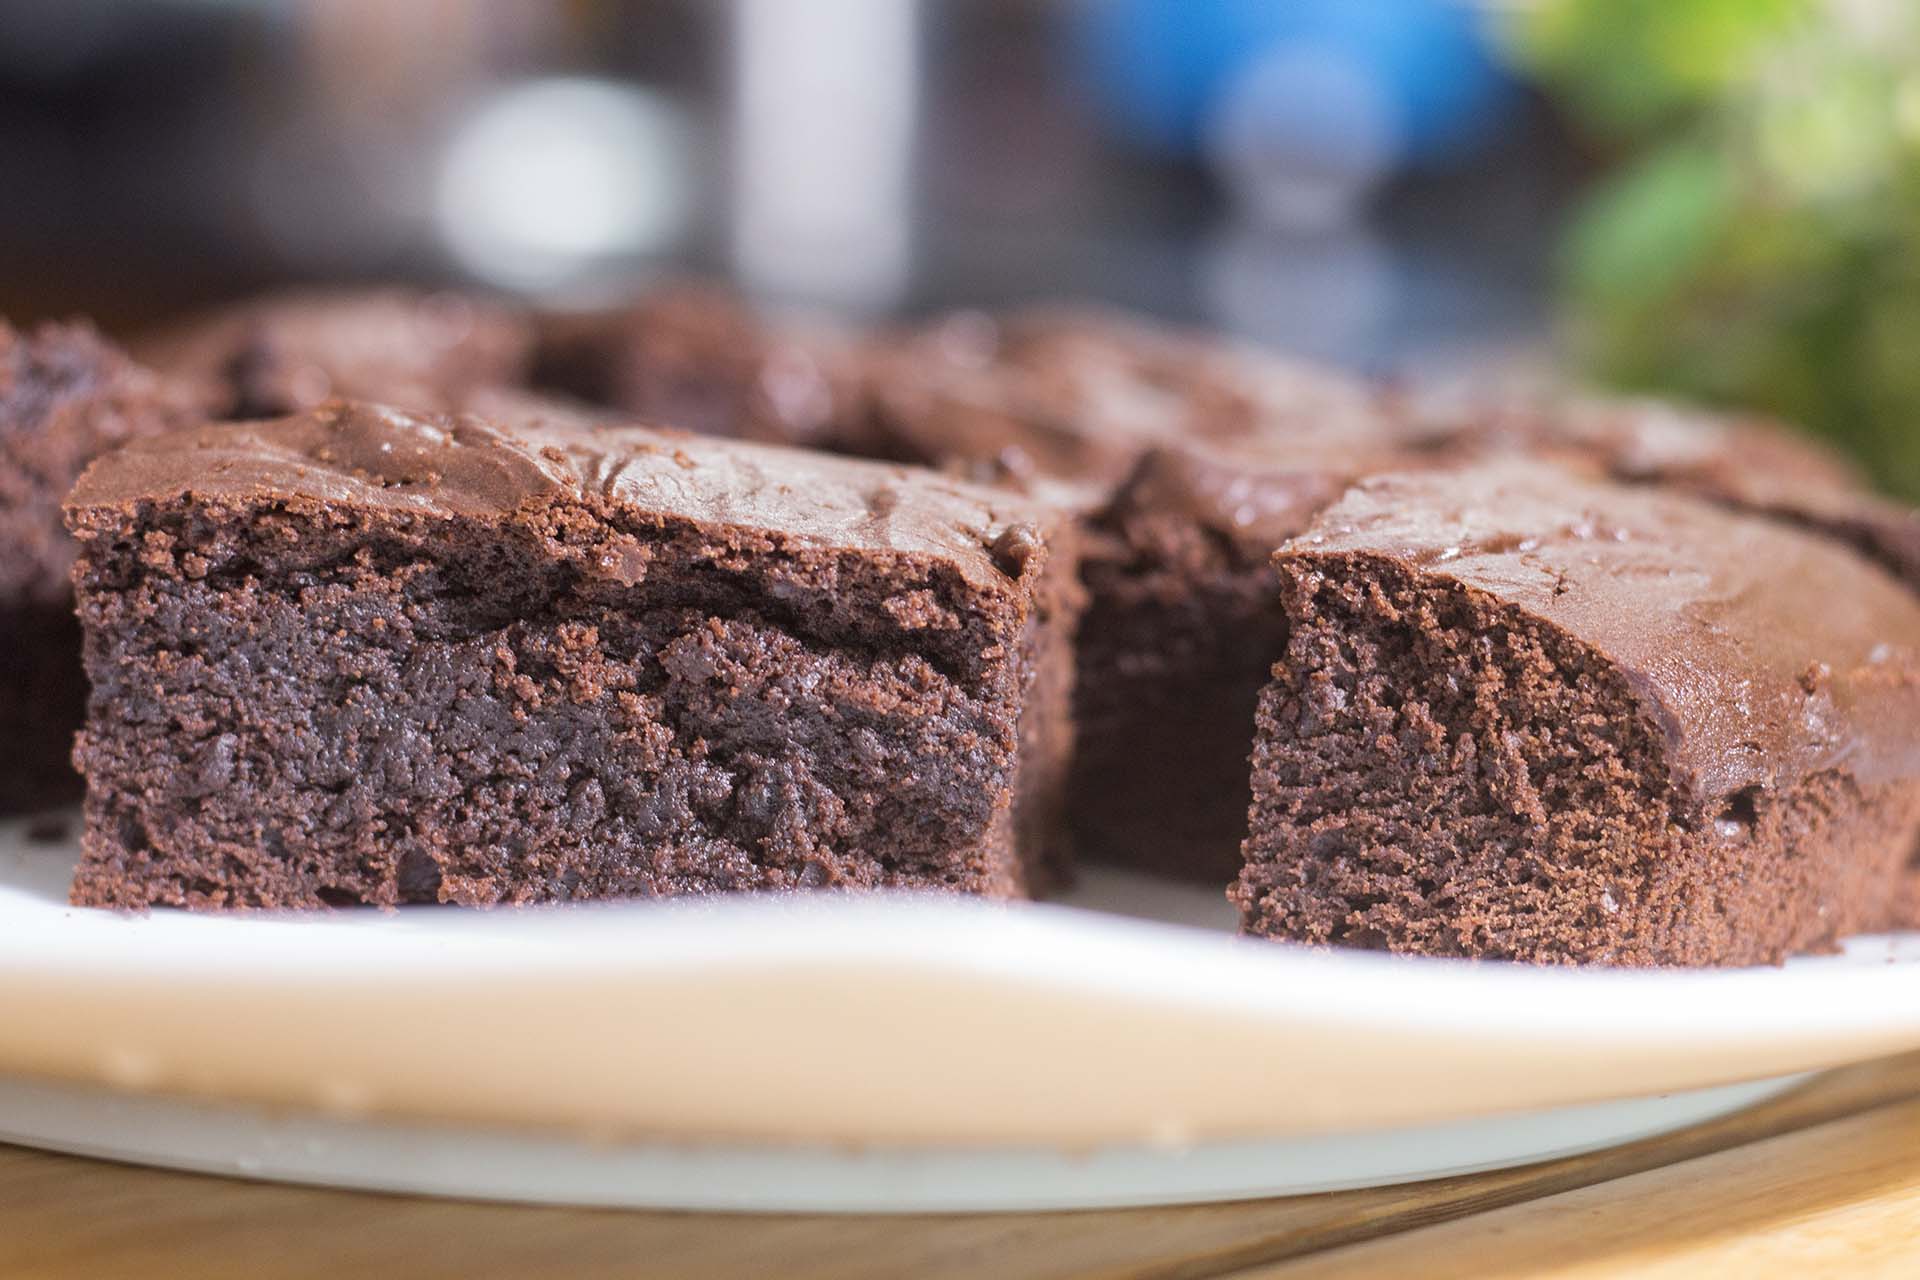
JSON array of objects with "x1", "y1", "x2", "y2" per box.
[{"x1": 5, "y1": 1053, "x2": 1920, "y2": 1278}]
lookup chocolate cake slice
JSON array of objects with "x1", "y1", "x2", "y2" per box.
[
  {"x1": 1239, "y1": 462, "x2": 1920, "y2": 966},
  {"x1": 0, "y1": 319, "x2": 201, "y2": 814},
  {"x1": 65, "y1": 401, "x2": 1079, "y2": 908},
  {"x1": 531, "y1": 283, "x2": 868, "y2": 450},
  {"x1": 137, "y1": 288, "x2": 533, "y2": 420},
  {"x1": 1068, "y1": 372, "x2": 1912, "y2": 886},
  {"x1": 862, "y1": 307, "x2": 1389, "y2": 491}
]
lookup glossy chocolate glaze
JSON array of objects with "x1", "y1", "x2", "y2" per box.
[{"x1": 69, "y1": 400, "x2": 1059, "y2": 596}]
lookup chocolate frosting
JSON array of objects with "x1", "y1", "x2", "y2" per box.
[
  {"x1": 67, "y1": 400, "x2": 1059, "y2": 591},
  {"x1": 1286, "y1": 461, "x2": 1920, "y2": 802}
]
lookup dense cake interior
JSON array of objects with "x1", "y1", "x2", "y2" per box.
[
  {"x1": 0, "y1": 605, "x2": 87, "y2": 813},
  {"x1": 1072, "y1": 554, "x2": 1281, "y2": 883},
  {"x1": 2, "y1": 320, "x2": 199, "y2": 814},
  {"x1": 1067, "y1": 444, "x2": 1368, "y2": 881},
  {"x1": 71, "y1": 492, "x2": 1051, "y2": 908},
  {"x1": 1237, "y1": 552, "x2": 1920, "y2": 965}
]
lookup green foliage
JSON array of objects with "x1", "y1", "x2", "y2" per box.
[
  {"x1": 1518, "y1": 0, "x2": 1806, "y2": 136},
  {"x1": 1521, "y1": 0, "x2": 1920, "y2": 496}
]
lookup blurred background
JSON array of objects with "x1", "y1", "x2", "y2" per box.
[{"x1": 0, "y1": 0, "x2": 1915, "y2": 493}]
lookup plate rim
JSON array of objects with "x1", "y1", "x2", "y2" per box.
[{"x1": 4, "y1": 827, "x2": 1917, "y2": 1147}]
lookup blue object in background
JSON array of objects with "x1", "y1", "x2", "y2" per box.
[{"x1": 1067, "y1": 0, "x2": 1519, "y2": 169}]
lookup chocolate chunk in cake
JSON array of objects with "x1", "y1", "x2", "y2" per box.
[
  {"x1": 137, "y1": 289, "x2": 534, "y2": 420},
  {"x1": 65, "y1": 401, "x2": 1079, "y2": 909},
  {"x1": 0, "y1": 319, "x2": 201, "y2": 814},
  {"x1": 531, "y1": 283, "x2": 868, "y2": 449},
  {"x1": 1238, "y1": 461, "x2": 1920, "y2": 965}
]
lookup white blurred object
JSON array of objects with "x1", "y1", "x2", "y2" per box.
[
  {"x1": 1200, "y1": 220, "x2": 1393, "y2": 367},
  {"x1": 1203, "y1": 44, "x2": 1399, "y2": 234},
  {"x1": 436, "y1": 78, "x2": 693, "y2": 291},
  {"x1": 729, "y1": 0, "x2": 917, "y2": 311}
]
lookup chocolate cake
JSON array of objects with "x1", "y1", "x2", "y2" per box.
[
  {"x1": 530, "y1": 284, "x2": 868, "y2": 450},
  {"x1": 1068, "y1": 373, "x2": 1908, "y2": 886},
  {"x1": 1238, "y1": 462, "x2": 1920, "y2": 965},
  {"x1": 136, "y1": 288, "x2": 533, "y2": 420},
  {"x1": 0, "y1": 319, "x2": 201, "y2": 814},
  {"x1": 64, "y1": 401, "x2": 1078, "y2": 909},
  {"x1": 1068, "y1": 441, "x2": 1379, "y2": 881},
  {"x1": 1394, "y1": 384, "x2": 1920, "y2": 590},
  {"x1": 1391, "y1": 383, "x2": 1868, "y2": 496},
  {"x1": 862, "y1": 307, "x2": 1388, "y2": 491},
  {"x1": 856, "y1": 308, "x2": 1401, "y2": 878}
]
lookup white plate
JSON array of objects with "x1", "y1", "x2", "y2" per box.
[
  {"x1": 0, "y1": 1071, "x2": 1807, "y2": 1212},
  {"x1": 2, "y1": 816, "x2": 1917, "y2": 1210}
]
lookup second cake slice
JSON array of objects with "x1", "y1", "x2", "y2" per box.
[
  {"x1": 1239, "y1": 461, "x2": 1920, "y2": 965},
  {"x1": 66, "y1": 401, "x2": 1078, "y2": 908}
]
